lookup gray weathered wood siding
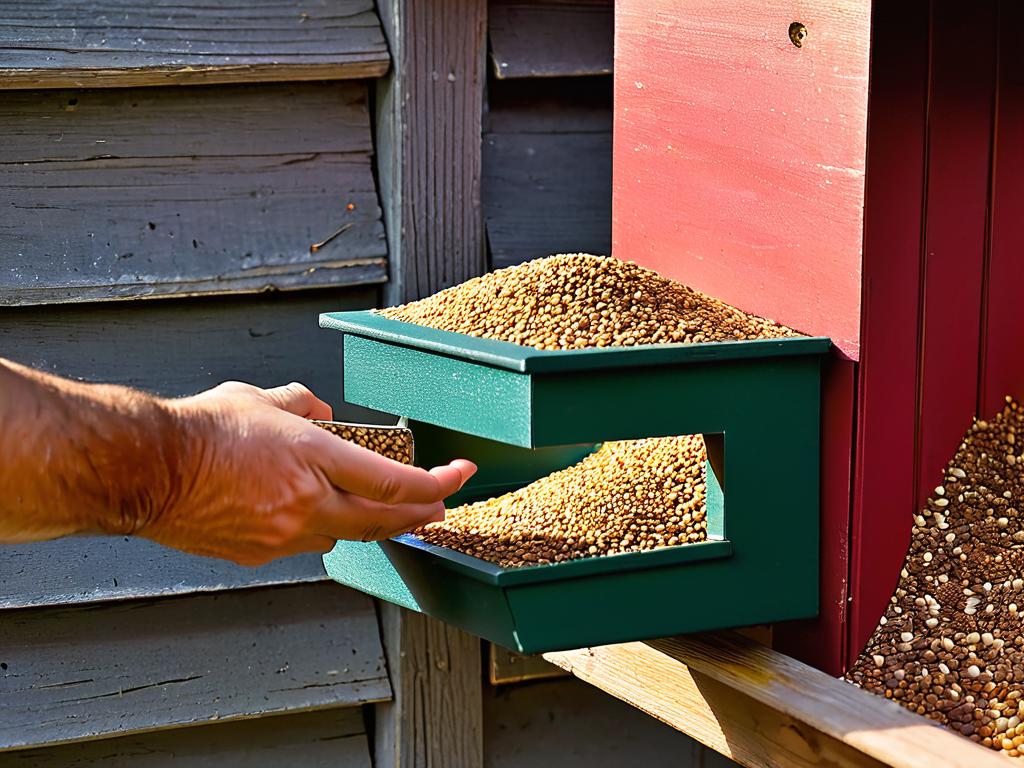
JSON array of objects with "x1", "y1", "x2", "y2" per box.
[
  {"x1": 483, "y1": 77, "x2": 612, "y2": 269},
  {"x1": 0, "y1": 0, "x2": 394, "y2": 762},
  {"x1": 0, "y1": 708, "x2": 372, "y2": 768},
  {"x1": 488, "y1": 0, "x2": 613, "y2": 79},
  {"x1": 0, "y1": 0, "x2": 389, "y2": 89},
  {"x1": 0, "y1": 583, "x2": 389, "y2": 751},
  {"x1": 0, "y1": 82, "x2": 386, "y2": 306}
]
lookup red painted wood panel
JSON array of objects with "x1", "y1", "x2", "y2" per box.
[
  {"x1": 846, "y1": 0, "x2": 929, "y2": 663},
  {"x1": 613, "y1": 0, "x2": 871, "y2": 359},
  {"x1": 774, "y1": 357, "x2": 855, "y2": 676},
  {"x1": 914, "y1": 2, "x2": 997, "y2": 514},
  {"x1": 980, "y1": 3, "x2": 1024, "y2": 416}
]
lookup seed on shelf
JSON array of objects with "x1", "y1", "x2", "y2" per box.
[
  {"x1": 416, "y1": 436, "x2": 709, "y2": 568},
  {"x1": 379, "y1": 254, "x2": 798, "y2": 351}
]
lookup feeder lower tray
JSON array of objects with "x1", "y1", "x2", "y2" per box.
[
  {"x1": 319, "y1": 310, "x2": 830, "y2": 649},
  {"x1": 324, "y1": 536, "x2": 745, "y2": 653}
]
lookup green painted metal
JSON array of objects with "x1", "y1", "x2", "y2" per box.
[
  {"x1": 320, "y1": 310, "x2": 829, "y2": 652},
  {"x1": 409, "y1": 420, "x2": 597, "y2": 506}
]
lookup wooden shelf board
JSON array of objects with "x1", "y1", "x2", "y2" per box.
[{"x1": 544, "y1": 631, "x2": 1008, "y2": 768}]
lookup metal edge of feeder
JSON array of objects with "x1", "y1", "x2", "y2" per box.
[
  {"x1": 323, "y1": 537, "x2": 737, "y2": 653},
  {"x1": 319, "y1": 310, "x2": 833, "y2": 372}
]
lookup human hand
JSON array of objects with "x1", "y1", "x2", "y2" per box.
[{"x1": 144, "y1": 381, "x2": 476, "y2": 566}]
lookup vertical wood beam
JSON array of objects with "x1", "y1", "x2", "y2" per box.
[
  {"x1": 374, "y1": 603, "x2": 483, "y2": 768},
  {"x1": 370, "y1": 2, "x2": 486, "y2": 764},
  {"x1": 376, "y1": 0, "x2": 488, "y2": 305}
]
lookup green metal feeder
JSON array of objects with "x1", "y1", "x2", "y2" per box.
[{"x1": 320, "y1": 310, "x2": 830, "y2": 653}]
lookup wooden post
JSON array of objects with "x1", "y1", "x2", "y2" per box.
[
  {"x1": 374, "y1": 603, "x2": 483, "y2": 768},
  {"x1": 375, "y1": 0, "x2": 488, "y2": 305},
  {"x1": 371, "y1": 1, "x2": 487, "y2": 765}
]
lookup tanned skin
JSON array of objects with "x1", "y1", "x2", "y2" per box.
[{"x1": 0, "y1": 358, "x2": 476, "y2": 566}]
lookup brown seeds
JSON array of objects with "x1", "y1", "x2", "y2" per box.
[
  {"x1": 846, "y1": 397, "x2": 1024, "y2": 758},
  {"x1": 378, "y1": 253, "x2": 798, "y2": 351},
  {"x1": 416, "y1": 436, "x2": 709, "y2": 568}
]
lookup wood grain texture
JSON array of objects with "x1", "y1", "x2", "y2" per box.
[
  {"x1": 914, "y1": 2, "x2": 997, "y2": 519},
  {"x1": 0, "y1": 82, "x2": 386, "y2": 306},
  {"x1": 847, "y1": 0, "x2": 930, "y2": 663},
  {"x1": 979, "y1": 3, "x2": 1024, "y2": 416},
  {"x1": 774, "y1": 357, "x2": 855, "y2": 675},
  {"x1": 0, "y1": 288, "x2": 386, "y2": 610},
  {"x1": 376, "y1": 0, "x2": 488, "y2": 304},
  {"x1": 488, "y1": 0, "x2": 612, "y2": 79},
  {"x1": 0, "y1": 583, "x2": 391, "y2": 751},
  {"x1": 0, "y1": 708, "x2": 371, "y2": 767},
  {"x1": 613, "y1": 0, "x2": 870, "y2": 359},
  {"x1": 374, "y1": 604, "x2": 483, "y2": 768},
  {"x1": 545, "y1": 632, "x2": 1006, "y2": 768},
  {"x1": 483, "y1": 78, "x2": 612, "y2": 269},
  {"x1": 0, "y1": 0, "x2": 388, "y2": 89}
]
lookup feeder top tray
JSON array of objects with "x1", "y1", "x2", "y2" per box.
[{"x1": 320, "y1": 311, "x2": 832, "y2": 373}]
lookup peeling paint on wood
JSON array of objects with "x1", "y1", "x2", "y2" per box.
[
  {"x1": 0, "y1": 0, "x2": 389, "y2": 89},
  {"x1": 0, "y1": 82, "x2": 386, "y2": 306},
  {"x1": 0, "y1": 584, "x2": 391, "y2": 751}
]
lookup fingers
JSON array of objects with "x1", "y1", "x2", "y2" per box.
[
  {"x1": 318, "y1": 437, "x2": 477, "y2": 504},
  {"x1": 314, "y1": 492, "x2": 447, "y2": 542},
  {"x1": 263, "y1": 382, "x2": 333, "y2": 420}
]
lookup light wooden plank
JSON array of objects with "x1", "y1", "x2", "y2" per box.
[
  {"x1": 483, "y1": 78, "x2": 611, "y2": 269},
  {"x1": 0, "y1": 82, "x2": 386, "y2": 306},
  {"x1": 374, "y1": 605, "x2": 483, "y2": 768},
  {"x1": 0, "y1": 708, "x2": 372, "y2": 767},
  {"x1": 0, "y1": 583, "x2": 391, "y2": 751},
  {"x1": 0, "y1": 288, "x2": 387, "y2": 609},
  {"x1": 613, "y1": 0, "x2": 871, "y2": 359},
  {"x1": 545, "y1": 632, "x2": 1006, "y2": 768},
  {"x1": 376, "y1": 0, "x2": 488, "y2": 305},
  {"x1": 489, "y1": 0, "x2": 612, "y2": 79},
  {"x1": 0, "y1": 0, "x2": 388, "y2": 89}
]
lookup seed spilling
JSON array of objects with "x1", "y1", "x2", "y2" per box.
[
  {"x1": 846, "y1": 397, "x2": 1024, "y2": 757},
  {"x1": 416, "y1": 436, "x2": 708, "y2": 567},
  {"x1": 379, "y1": 254, "x2": 799, "y2": 350}
]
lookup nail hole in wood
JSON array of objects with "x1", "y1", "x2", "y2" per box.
[{"x1": 789, "y1": 22, "x2": 807, "y2": 48}]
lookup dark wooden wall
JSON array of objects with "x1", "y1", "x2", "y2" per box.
[{"x1": 482, "y1": 0, "x2": 613, "y2": 269}]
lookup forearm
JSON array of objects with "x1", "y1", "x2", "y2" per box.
[{"x1": 0, "y1": 359, "x2": 187, "y2": 542}]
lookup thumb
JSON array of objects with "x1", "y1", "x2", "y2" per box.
[{"x1": 262, "y1": 382, "x2": 333, "y2": 420}]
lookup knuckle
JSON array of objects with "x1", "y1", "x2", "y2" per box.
[{"x1": 374, "y1": 473, "x2": 404, "y2": 504}]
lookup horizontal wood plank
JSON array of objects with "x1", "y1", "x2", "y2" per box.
[
  {"x1": 0, "y1": 583, "x2": 390, "y2": 751},
  {"x1": 489, "y1": 0, "x2": 612, "y2": 78},
  {"x1": 0, "y1": 288, "x2": 388, "y2": 609},
  {"x1": 0, "y1": 0, "x2": 389, "y2": 89},
  {"x1": 484, "y1": 78, "x2": 611, "y2": 268},
  {"x1": 0, "y1": 82, "x2": 387, "y2": 306},
  {"x1": 0, "y1": 708, "x2": 371, "y2": 767},
  {"x1": 545, "y1": 633, "x2": 1005, "y2": 768}
]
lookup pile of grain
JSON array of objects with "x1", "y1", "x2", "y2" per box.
[
  {"x1": 379, "y1": 254, "x2": 797, "y2": 350},
  {"x1": 847, "y1": 397, "x2": 1024, "y2": 757},
  {"x1": 416, "y1": 436, "x2": 708, "y2": 567}
]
